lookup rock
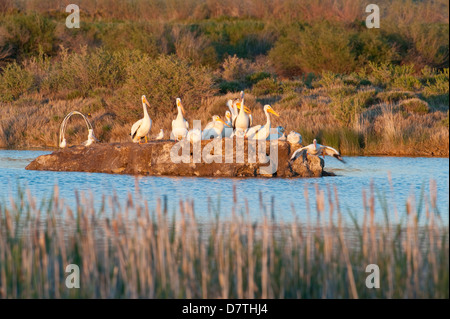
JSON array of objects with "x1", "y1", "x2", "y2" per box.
[
  {"x1": 288, "y1": 151, "x2": 324, "y2": 177},
  {"x1": 26, "y1": 139, "x2": 325, "y2": 178}
]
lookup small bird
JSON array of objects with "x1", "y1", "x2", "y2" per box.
[
  {"x1": 290, "y1": 139, "x2": 345, "y2": 163},
  {"x1": 155, "y1": 129, "x2": 164, "y2": 140},
  {"x1": 287, "y1": 131, "x2": 302, "y2": 145},
  {"x1": 82, "y1": 129, "x2": 98, "y2": 146},
  {"x1": 131, "y1": 95, "x2": 152, "y2": 143}
]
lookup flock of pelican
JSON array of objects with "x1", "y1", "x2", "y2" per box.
[{"x1": 130, "y1": 92, "x2": 345, "y2": 163}]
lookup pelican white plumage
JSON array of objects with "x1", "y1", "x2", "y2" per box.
[
  {"x1": 234, "y1": 91, "x2": 252, "y2": 131},
  {"x1": 171, "y1": 98, "x2": 189, "y2": 141},
  {"x1": 245, "y1": 105, "x2": 279, "y2": 140},
  {"x1": 155, "y1": 129, "x2": 164, "y2": 140},
  {"x1": 130, "y1": 95, "x2": 152, "y2": 143},
  {"x1": 202, "y1": 115, "x2": 230, "y2": 140},
  {"x1": 290, "y1": 139, "x2": 345, "y2": 163},
  {"x1": 287, "y1": 131, "x2": 302, "y2": 145}
]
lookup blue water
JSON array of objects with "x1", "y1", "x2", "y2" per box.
[{"x1": 0, "y1": 150, "x2": 448, "y2": 224}]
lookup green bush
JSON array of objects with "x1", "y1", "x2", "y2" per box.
[
  {"x1": 399, "y1": 98, "x2": 430, "y2": 114},
  {"x1": 330, "y1": 89, "x2": 376, "y2": 126},
  {"x1": 245, "y1": 71, "x2": 271, "y2": 85},
  {"x1": 0, "y1": 62, "x2": 35, "y2": 101},
  {"x1": 194, "y1": 19, "x2": 276, "y2": 60},
  {"x1": 218, "y1": 80, "x2": 243, "y2": 93},
  {"x1": 377, "y1": 90, "x2": 417, "y2": 103},
  {"x1": 351, "y1": 29, "x2": 400, "y2": 65},
  {"x1": 99, "y1": 22, "x2": 161, "y2": 58},
  {"x1": 314, "y1": 71, "x2": 345, "y2": 89},
  {"x1": 48, "y1": 47, "x2": 131, "y2": 96},
  {"x1": 423, "y1": 68, "x2": 449, "y2": 96},
  {"x1": 251, "y1": 77, "x2": 282, "y2": 96},
  {"x1": 0, "y1": 12, "x2": 56, "y2": 59},
  {"x1": 368, "y1": 63, "x2": 422, "y2": 90},
  {"x1": 407, "y1": 23, "x2": 449, "y2": 68},
  {"x1": 122, "y1": 54, "x2": 216, "y2": 114},
  {"x1": 269, "y1": 22, "x2": 357, "y2": 77}
]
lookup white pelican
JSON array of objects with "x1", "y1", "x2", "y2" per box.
[
  {"x1": 130, "y1": 95, "x2": 152, "y2": 143},
  {"x1": 171, "y1": 98, "x2": 189, "y2": 141},
  {"x1": 223, "y1": 111, "x2": 233, "y2": 137},
  {"x1": 155, "y1": 129, "x2": 164, "y2": 140},
  {"x1": 287, "y1": 131, "x2": 302, "y2": 145},
  {"x1": 234, "y1": 91, "x2": 252, "y2": 131},
  {"x1": 187, "y1": 128, "x2": 202, "y2": 143},
  {"x1": 245, "y1": 105, "x2": 279, "y2": 140},
  {"x1": 290, "y1": 139, "x2": 345, "y2": 163},
  {"x1": 202, "y1": 115, "x2": 230, "y2": 140}
]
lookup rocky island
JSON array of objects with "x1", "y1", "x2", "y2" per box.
[{"x1": 25, "y1": 140, "x2": 327, "y2": 177}]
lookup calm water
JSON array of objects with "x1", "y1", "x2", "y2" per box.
[{"x1": 0, "y1": 150, "x2": 448, "y2": 224}]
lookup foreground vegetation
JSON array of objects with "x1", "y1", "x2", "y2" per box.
[
  {"x1": 0, "y1": 182, "x2": 448, "y2": 298},
  {"x1": 0, "y1": 0, "x2": 448, "y2": 156}
]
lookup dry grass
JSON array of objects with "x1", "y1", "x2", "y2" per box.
[
  {"x1": 0, "y1": 181, "x2": 448, "y2": 298},
  {"x1": 7, "y1": 0, "x2": 448, "y2": 24},
  {"x1": 0, "y1": 86, "x2": 448, "y2": 157}
]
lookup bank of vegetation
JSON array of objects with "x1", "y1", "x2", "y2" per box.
[{"x1": 0, "y1": 0, "x2": 448, "y2": 156}]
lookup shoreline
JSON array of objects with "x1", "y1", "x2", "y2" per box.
[{"x1": 2, "y1": 146, "x2": 448, "y2": 159}]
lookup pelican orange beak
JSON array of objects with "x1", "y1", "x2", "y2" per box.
[
  {"x1": 143, "y1": 96, "x2": 150, "y2": 107},
  {"x1": 216, "y1": 117, "x2": 230, "y2": 127},
  {"x1": 177, "y1": 99, "x2": 185, "y2": 116},
  {"x1": 237, "y1": 103, "x2": 251, "y2": 114},
  {"x1": 267, "y1": 107, "x2": 279, "y2": 117}
]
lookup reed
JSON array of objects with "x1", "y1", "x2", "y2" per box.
[{"x1": 0, "y1": 181, "x2": 447, "y2": 299}]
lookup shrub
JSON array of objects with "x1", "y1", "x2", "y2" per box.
[
  {"x1": 407, "y1": 23, "x2": 449, "y2": 68},
  {"x1": 399, "y1": 98, "x2": 430, "y2": 114},
  {"x1": 368, "y1": 63, "x2": 421, "y2": 90},
  {"x1": 49, "y1": 47, "x2": 131, "y2": 96},
  {"x1": 0, "y1": 12, "x2": 56, "y2": 59},
  {"x1": 423, "y1": 68, "x2": 449, "y2": 97},
  {"x1": 222, "y1": 54, "x2": 251, "y2": 81},
  {"x1": 99, "y1": 22, "x2": 161, "y2": 58},
  {"x1": 314, "y1": 71, "x2": 345, "y2": 89},
  {"x1": 218, "y1": 80, "x2": 243, "y2": 93},
  {"x1": 351, "y1": 29, "x2": 400, "y2": 65},
  {"x1": 0, "y1": 62, "x2": 35, "y2": 101},
  {"x1": 269, "y1": 22, "x2": 357, "y2": 77},
  {"x1": 251, "y1": 77, "x2": 281, "y2": 96},
  {"x1": 377, "y1": 90, "x2": 417, "y2": 103},
  {"x1": 330, "y1": 89, "x2": 376, "y2": 126},
  {"x1": 122, "y1": 54, "x2": 216, "y2": 114},
  {"x1": 245, "y1": 71, "x2": 271, "y2": 85},
  {"x1": 171, "y1": 27, "x2": 218, "y2": 66}
]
